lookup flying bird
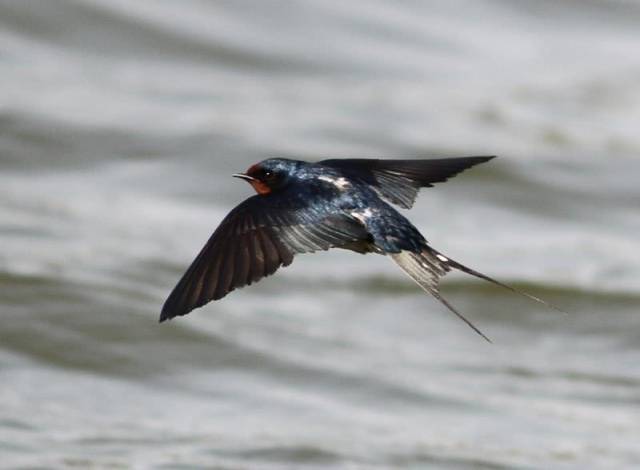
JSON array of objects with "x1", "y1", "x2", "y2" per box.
[{"x1": 160, "y1": 156, "x2": 559, "y2": 341}]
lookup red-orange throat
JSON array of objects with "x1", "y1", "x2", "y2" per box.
[{"x1": 249, "y1": 179, "x2": 271, "y2": 195}]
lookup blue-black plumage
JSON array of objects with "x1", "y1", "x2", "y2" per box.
[{"x1": 160, "y1": 156, "x2": 560, "y2": 342}]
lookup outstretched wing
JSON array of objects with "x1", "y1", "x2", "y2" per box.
[
  {"x1": 320, "y1": 156, "x2": 494, "y2": 208},
  {"x1": 160, "y1": 195, "x2": 369, "y2": 322}
]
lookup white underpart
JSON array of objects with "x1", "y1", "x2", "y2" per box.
[
  {"x1": 318, "y1": 175, "x2": 350, "y2": 189},
  {"x1": 436, "y1": 254, "x2": 449, "y2": 262},
  {"x1": 350, "y1": 208, "x2": 373, "y2": 224}
]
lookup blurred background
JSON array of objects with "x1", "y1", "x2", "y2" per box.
[{"x1": 1, "y1": 1, "x2": 639, "y2": 468}]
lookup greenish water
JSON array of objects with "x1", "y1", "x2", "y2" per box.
[{"x1": 1, "y1": 1, "x2": 640, "y2": 468}]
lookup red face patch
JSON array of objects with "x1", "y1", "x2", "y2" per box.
[
  {"x1": 243, "y1": 163, "x2": 272, "y2": 195},
  {"x1": 246, "y1": 163, "x2": 261, "y2": 177},
  {"x1": 249, "y1": 180, "x2": 271, "y2": 195}
]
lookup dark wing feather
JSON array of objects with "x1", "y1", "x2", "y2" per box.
[
  {"x1": 160, "y1": 196, "x2": 368, "y2": 322},
  {"x1": 320, "y1": 156, "x2": 495, "y2": 208}
]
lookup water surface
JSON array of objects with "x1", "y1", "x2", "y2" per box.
[{"x1": 1, "y1": 1, "x2": 640, "y2": 468}]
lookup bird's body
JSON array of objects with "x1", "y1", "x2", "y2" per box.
[
  {"x1": 161, "y1": 156, "x2": 558, "y2": 341},
  {"x1": 239, "y1": 161, "x2": 425, "y2": 253}
]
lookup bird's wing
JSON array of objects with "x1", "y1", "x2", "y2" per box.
[
  {"x1": 160, "y1": 195, "x2": 369, "y2": 322},
  {"x1": 320, "y1": 156, "x2": 494, "y2": 208}
]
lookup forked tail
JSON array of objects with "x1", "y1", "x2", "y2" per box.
[{"x1": 390, "y1": 247, "x2": 564, "y2": 343}]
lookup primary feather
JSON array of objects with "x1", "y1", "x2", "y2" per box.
[{"x1": 320, "y1": 156, "x2": 494, "y2": 208}]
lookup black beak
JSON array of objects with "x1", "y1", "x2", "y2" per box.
[{"x1": 232, "y1": 173, "x2": 256, "y2": 182}]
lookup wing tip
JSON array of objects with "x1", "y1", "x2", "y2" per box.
[
  {"x1": 461, "y1": 155, "x2": 496, "y2": 166},
  {"x1": 159, "y1": 304, "x2": 177, "y2": 323},
  {"x1": 159, "y1": 295, "x2": 197, "y2": 323}
]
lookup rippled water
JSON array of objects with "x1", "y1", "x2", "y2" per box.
[{"x1": 1, "y1": 1, "x2": 640, "y2": 468}]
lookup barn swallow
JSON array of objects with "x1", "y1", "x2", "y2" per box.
[{"x1": 160, "y1": 156, "x2": 560, "y2": 341}]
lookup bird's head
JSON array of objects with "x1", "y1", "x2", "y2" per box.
[{"x1": 233, "y1": 158, "x2": 299, "y2": 195}]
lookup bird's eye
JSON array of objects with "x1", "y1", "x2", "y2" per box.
[{"x1": 263, "y1": 170, "x2": 275, "y2": 180}]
